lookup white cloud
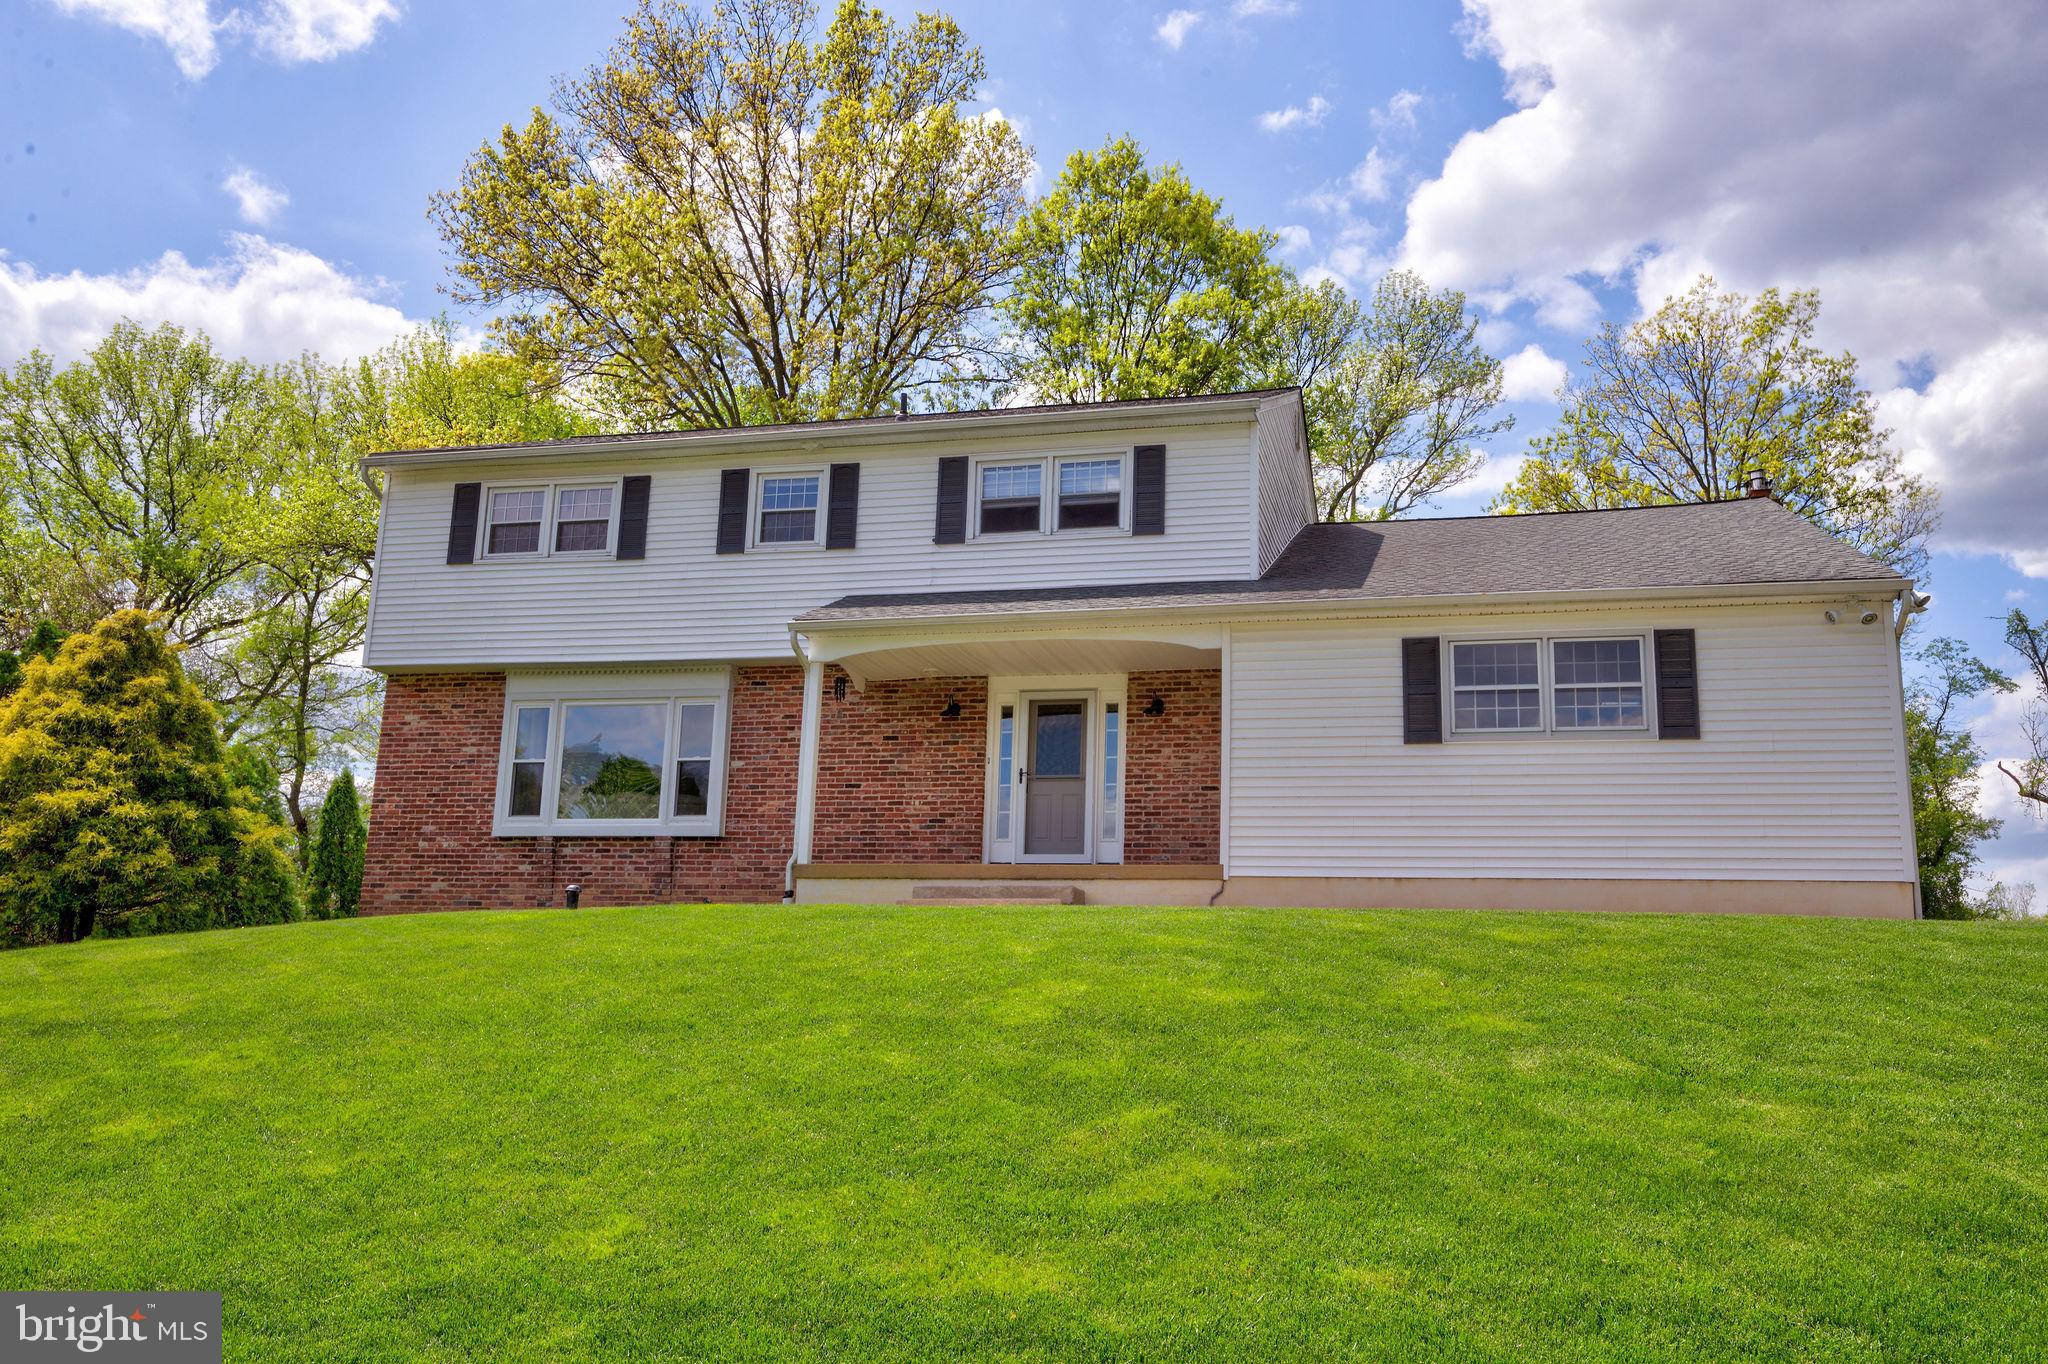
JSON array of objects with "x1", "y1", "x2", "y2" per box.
[
  {"x1": 1154, "y1": 9, "x2": 1202, "y2": 49},
  {"x1": 1369, "y1": 89, "x2": 1423, "y2": 134},
  {"x1": 241, "y1": 0, "x2": 398, "y2": 63},
  {"x1": 48, "y1": 0, "x2": 397, "y2": 78},
  {"x1": 1258, "y1": 95, "x2": 1331, "y2": 133},
  {"x1": 0, "y1": 234, "x2": 417, "y2": 364},
  {"x1": 220, "y1": 165, "x2": 288, "y2": 226},
  {"x1": 1498, "y1": 343, "x2": 1567, "y2": 402},
  {"x1": 1346, "y1": 148, "x2": 1397, "y2": 203},
  {"x1": 51, "y1": 0, "x2": 219, "y2": 77},
  {"x1": 1397, "y1": 0, "x2": 2048, "y2": 574},
  {"x1": 1273, "y1": 224, "x2": 1312, "y2": 257},
  {"x1": 1232, "y1": 0, "x2": 1297, "y2": 15}
]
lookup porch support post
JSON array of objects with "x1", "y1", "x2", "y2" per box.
[
  {"x1": 794, "y1": 657, "x2": 824, "y2": 871},
  {"x1": 1219, "y1": 627, "x2": 1232, "y2": 879}
]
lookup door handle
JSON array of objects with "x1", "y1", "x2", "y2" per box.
[{"x1": 1017, "y1": 768, "x2": 1028, "y2": 782}]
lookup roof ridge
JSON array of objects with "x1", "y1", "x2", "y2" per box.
[{"x1": 1312, "y1": 498, "x2": 1771, "y2": 529}]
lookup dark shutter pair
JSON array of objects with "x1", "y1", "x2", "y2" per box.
[
  {"x1": 1398, "y1": 630, "x2": 1700, "y2": 743},
  {"x1": 445, "y1": 476, "x2": 653, "y2": 564},
  {"x1": 933, "y1": 443, "x2": 1167, "y2": 543},
  {"x1": 715, "y1": 464, "x2": 860, "y2": 554}
]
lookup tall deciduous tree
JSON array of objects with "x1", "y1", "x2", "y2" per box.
[
  {"x1": 1493, "y1": 277, "x2": 1938, "y2": 577},
  {"x1": 1286, "y1": 271, "x2": 1510, "y2": 520},
  {"x1": 1906, "y1": 637, "x2": 2014, "y2": 919},
  {"x1": 432, "y1": 0, "x2": 1032, "y2": 428},
  {"x1": 0, "y1": 611, "x2": 298, "y2": 946},
  {"x1": 1998, "y1": 609, "x2": 2048, "y2": 814},
  {"x1": 999, "y1": 137, "x2": 1289, "y2": 404}
]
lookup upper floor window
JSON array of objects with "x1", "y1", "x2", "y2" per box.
[
  {"x1": 754, "y1": 471, "x2": 823, "y2": 547},
  {"x1": 973, "y1": 454, "x2": 1127, "y2": 538},
  {"x1": 481, "y1": 480, "x2": 621, "y2": 560},
  {"x1": 1449, "y1": 636, "x2": 1649, "y2": 735},
  {"x1": 978, "y1": 462, "x2": 1043, "y2": 535}
]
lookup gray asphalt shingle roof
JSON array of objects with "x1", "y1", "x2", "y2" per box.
[{"x1": 795, "y1": 498, "x2": 1906, "y2": 626}]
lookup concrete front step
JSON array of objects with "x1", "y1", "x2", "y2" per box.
[{"x1": 907, "y1": 882, "x2": 1084, "y2": 904}]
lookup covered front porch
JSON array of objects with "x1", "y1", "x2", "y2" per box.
[{"x1": 786, "y1": 618, "x2": 1226, "y2": 903}]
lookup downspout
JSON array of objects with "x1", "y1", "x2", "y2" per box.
[
  {"x1": 1890, "y1": 585, "x2": 1931, "y2": 918},
  {"x1": 785, "y1": 627, "x2": 823, "y2": 902}
]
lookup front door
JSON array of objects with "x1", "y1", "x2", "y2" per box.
[{"x1": 1022, "y1": 698, "x2": 1089, "y2": 859}]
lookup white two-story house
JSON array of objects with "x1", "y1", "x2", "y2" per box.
[{"x1": 359, "y1": 388, "x2": 1922, "y2": 917}]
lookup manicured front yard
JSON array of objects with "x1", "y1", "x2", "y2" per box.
[{"x1": 2, "y1": 904, "x2": 2044, "y2": 1361}]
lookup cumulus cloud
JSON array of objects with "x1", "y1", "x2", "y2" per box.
[
  {"x1": 1154, "y1": 9, "x2": 1201, "y2": 49},
  {"x1": 220, "y1": 165, "x2": 288, "y2": 226},
  {"x1": 1497, "y1": 343, "x2": 1567, "y2": 403},
  {"x1": 1396, "y1": 0, "x2": 2048, "y2": 574},
  {"x1": 1232, "y1": 0, "x2": 1297, "y2": 15},
  {"x1": 48, "y1": 0, "x2": 397, "y2": 77},
  {"x1": 1369, "y1": 89, "x2": 1422, "y2": 134},
  {"x1": 1273, "y1": 224, "x2": 1312, "y2": 257},
  {"x1": 1258, "y1": 95, "x2": 1331, "y2": 133},
  {"x1": 0, "y1": 234, "x2": 417, "y2": 364}
]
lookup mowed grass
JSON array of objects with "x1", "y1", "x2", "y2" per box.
[{"x1": 2, "y1": 905, "x2": 2045, "y2": 1362}]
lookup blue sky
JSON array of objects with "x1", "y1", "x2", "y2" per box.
[{"x1": 4, "y1": 0, "x2": 2045, "y2": 892}]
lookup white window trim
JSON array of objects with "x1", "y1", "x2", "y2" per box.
[
  {"x1": 748, "y1": 466, "x2": 827, "y2": 550},
  {"x1": 493, "y1": 674, "x2": 731, "y2": 837},
  {"x1": 477, "y1": 477, "x2": 624, "y2": 561},
  {"x1": 968, "y1": 452, "x2": 1131, "y2": 540},
  {"x1": 1443, "y1": 633, "x2": 1655, "y2": 739}
]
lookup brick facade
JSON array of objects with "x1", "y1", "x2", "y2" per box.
[
  {"x1": 1123, "y1": 669, "x2": 1223, "y2": 864},
  {"x1": 811, "y1": 669, "x2": 988, "y2": 863},
  {"x1": 361, "y1": 663, "x2": 1222, "y2": 913},
  {"x1": 360, "y1": 665, "x2": 802, "y2": 914}
]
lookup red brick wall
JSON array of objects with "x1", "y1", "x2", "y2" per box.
[
  {"x1": 360, "y1": 665, "x2": 802, "y2": 913},
  {"x1": 1123, "y1": 669, "x2": 1221, "y2": 865},
  {"x1": 810, "y1": 669, "x2": 988, "y2": 863}
]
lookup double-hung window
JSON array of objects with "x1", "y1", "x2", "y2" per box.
[
  {"x1": 496, "y1": 676, "x2": 729, "y2": 836},
  {"x1": 480, "y1": 480, "x2": 622, "y2": 559},
  {"x1": 755, "y1": 471, "x2": 822, "y2": 546},
  {"x1": 1448, "y1": 636, "x2": 1650, "y2": 735},
  {"x1": 973, "y1": 454, "x2": 1127, "y2": 537}
]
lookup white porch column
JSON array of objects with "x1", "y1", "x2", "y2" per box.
[{"x1": 793, "y1": 657, "x2": 824, "y2": 869}]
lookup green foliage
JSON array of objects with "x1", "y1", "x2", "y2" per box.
[
  {"x1": 0, "y1": 611, "x2": 299, "y2": 947},
  {"x1": 1000, "y1": 137, "x2": 1289, "y2": 404},
  {"x1": 1997, "y1": 609, "x2": 2048, "y2": 814},
  {"x1": 305, "y1": 769, "x2": 368, "y2": 920},
  {"x1": 1905, "y1": 637, "x2": 2014, "y2": 919},
  {"x1": 1280, "y1": 271, "x2": 1510, "y2": 520},
  {"x1": 1494, "y1": 277, "x2": 1939, "y2": 577},
  {"x1": 432, "y1": 0, "x2": 1033, "y2": 427},
  {"x1": 0, "y1": 621, "x2": 67, "y2": 700}
]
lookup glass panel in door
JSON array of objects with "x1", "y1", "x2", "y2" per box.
[{"x1": 1023, "y1": 700, "x2": 1088, "y2": 857}]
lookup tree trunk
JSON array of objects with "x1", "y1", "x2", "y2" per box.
[
  {"x1": 76, "y1": 905, "x2": 97, "y2": 941},
  {"x1": 57, "y1": 906, "x2": 76, "y2": 943}
]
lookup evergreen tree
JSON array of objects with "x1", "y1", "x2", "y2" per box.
[
  {"x1": 306, "y1": 769, "x2": 368, "y2": 920},
  {"x1": 0, "y1": 611, "x2": 298, "y2": 946}
]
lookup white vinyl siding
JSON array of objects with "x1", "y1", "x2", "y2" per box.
[
  {"x1": 1252, "y1": 396, "x2": 1313, "y2": 575},
  {"x1": 1226, "y1": 602, "x2": 1913, "y2": 882},
  {"x1": 365, "y1": 418, "x2": 1259, "y2": 667}
]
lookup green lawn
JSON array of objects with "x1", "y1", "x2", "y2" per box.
[{"x1": 2, "y1": 905, "x2": 2045, "y2": 1361}]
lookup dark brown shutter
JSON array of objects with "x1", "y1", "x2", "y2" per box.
[
  {"x1": 1654, "y1": 628, "x2": 1701, "y2": 739},
  {"x1": 446, "y1": 482, "x2": 481, "y2": 564},
  {"x1": 826, "y1": 462, "x2": 860, "y2": 549},
  {"x1": 934, "y1": 456, "x2": 968, "y2": 544},
  {"x1": 715, "y1": 468, "x2": 749, "y2": 554},
  {"x1": 1401, "y1": 636, "x2": 1443, "y2": 744},
  {"x1": 615, "y1": 475, "x2": 651, "y2": 560},
  {"x1": 1132, "y1": 444, "x2": 1166, "y2": 535}
]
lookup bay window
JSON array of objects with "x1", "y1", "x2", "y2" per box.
[{"x1": 495, "y1": 675, "x2": 728, "y2": 835}]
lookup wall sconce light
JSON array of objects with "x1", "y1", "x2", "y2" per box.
[
  {"x1": 833, "y1": 674, "x2": 849, "y2": 701},
  {"x1": 940, "y1": 696, "x2": 962, "y2": 719},
  {"x1": 1145, "y1": 694, "x2": 1166, "y2": 716}
]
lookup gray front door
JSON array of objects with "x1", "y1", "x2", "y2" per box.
[{"x1": 1023, "y1": 699, "x2": 1088, "y2": 858}]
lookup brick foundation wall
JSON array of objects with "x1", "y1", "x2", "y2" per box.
[
  {"x1": 361, "y1": 665, "x2": 802, "y2": 914},
  {"x1": 1123, "y1": 669, "x2": 1222, "y2": 864},
  {"x1": 811, "y1": 669, "x2": 988, "y2": 863}
]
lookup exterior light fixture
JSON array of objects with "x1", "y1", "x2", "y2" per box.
[
  {"x1": 1145, "y1": 694, "x2": 1166, "y2": 716},
  {"x1": 833, "y1": 674, "x2": 848, "y2": 701},
  {"x1": 565, "y1": 883, "x2": 582, "y2": 909},
  {"x1": 940, "y1": 697, "x2": 962, "y2": 719}
]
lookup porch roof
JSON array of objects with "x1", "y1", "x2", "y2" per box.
[{"x1": 794, "y1": 498, "x2": 1908, "y2": 628}]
